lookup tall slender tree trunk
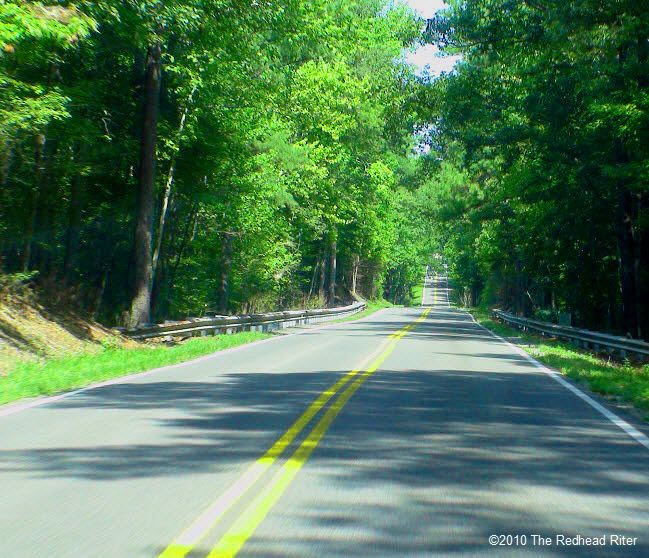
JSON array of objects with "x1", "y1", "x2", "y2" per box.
[
  {"x1": 0, "y1": 140, "x2": 12, "y2": 186},
  {"x1": 218, "y1": 232, "x2": 234, "y2": 314},
  {"x1": 328, "y1": 233, "x2": 337, "y2": 307},
  {"x1": 513, "y1": 259, "x2": 524, "y2": 315},
  {"x1": 151, "y1": 199, "x2": 177, "y2": 320},
  {"x1": 167, "y1": 202, "x2": 198, "y2": 303},
  {"x1": 318, "y1": 250, "x2": 326, "y2": 302},
  {"x1": 22, "y1": 190, "x2": 37, "y2": 272},
  {"x1": 307, "y1": 259, "x2": 319, "y2": 301},
  {"x1": 91, "y1": 264, "x2": 110, "y2": 320},
  {"x1": 351, "y1": 253, "x2": 360, "y2": 295},
  {"x1": 636, "y1": 193, "x2": 649, "y2": 339},
  {"x1": 370, "y1": 274, "x2": 377, "y2": 299},
  {"x1": 129, "y1": 43, "x2": 161, "y2": 328},
  {"x1": 635, "y1": 34, "x2": 649, "y2": 339},
  {"x1": 22, "y1": 133, "x2": 45, "y2": 271},
  {"x1": 392, "y1": 269, "x2": 401, "y2": 304},
  {"x1": 151, "y1": 176, "x2": 173, "y2": 286},
  {"x1": 616, "y1": 187, "x2": 638, "y2": 337},
  {"x1": 151, "y1": 84, "x2": 197, "y2": 284},
  {"x1": 611, "y1": 41, "x2": 645, "y2": 338},
  {"x1": 63, "y1": 168, "x2": 82, "y2": 284}
]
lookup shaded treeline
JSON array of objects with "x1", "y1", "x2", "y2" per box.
[{"x1": 418, "y1": 0, "x2": 649, "y2": 339}]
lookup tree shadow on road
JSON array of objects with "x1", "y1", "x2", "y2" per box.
[{"x1": 2, "y1": 307, "x2": 649, "y2": 557}]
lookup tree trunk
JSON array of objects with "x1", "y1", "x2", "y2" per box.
[
  {"x1": 471, "y1": 284, "x2": 479, "y2": 307},
  {"x1": 218, "y1": 232, "x2": 234, "y2": 314},
  {"x1": 22, "y1": 190, "x2": 37, "y2": 272},
  {"x1": 635, "y1": 35, "x2": 649, "y2": 339},
  {"x1": 0, "y1": 140, "x2": 13, "y2": 186},
  {"x1": 63, "y1": 172, "x2": 82, "y2": 283},
  {"x1": 318, "y1": 250, "x2": 326, "y2": 302},
  {"x1": 129, "y1": 43, "x2": 162, "y2": 328},
  {"x1": 610, "y1": 41, "x2": 645, "y2": 338},
  {"x1": 151, "y1": 199, "x2": 178, "y2": 321},
  {"x1": 150, "y1": 255, "x2": 167, "y2": 322},
  {"x1": 22, "y1": 133, "x2": 45, "y2": 271},
  {"x1": 512, "y1": 259, "x2": 521, "y2": 315},
  {"x1": 617, "y1": 187, "x2": 638, "y2": 337},
  {"x1": 328, "y1": 234, "x2": 337, "y2": 307},
  {"x1": 637, "y1": 192, "x2": 649, "y2": 340},
  {"x1": 167, "y1": 203, "x2": 198, "y2": 304},
  {"x1": 351, "y1": 253, "x2": 360, "y2": 295},
  {"x1": 151, "y1": 85, "x2": 197, "y2": 284},
  {"x1": 392, "y1": 269, "x2": 401, "y2": 304},
  {"x1": 307, "y1": 258, "x2": 319, "y2": 301},
  {"x1": 91, "y1": 264, "x2": 110, "y2": 320}
]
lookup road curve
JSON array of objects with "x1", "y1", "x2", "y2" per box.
[{"x1": 1, "y1": 279, "x2": 648, "y2": 557}]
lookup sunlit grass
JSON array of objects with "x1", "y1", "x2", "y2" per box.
[
  {"x1": 0, "y1": 332, "x2": 269, "y2": 405},
  {"x1": 330, "y1": 299, "x2": 396, "y2": 323},
  {"x1": 411, "y1": 283, "x2": 424, "y2": 306},
  {"x1": 8, "y1": 300, "x2": 643, "y2": 418},
  {"x1": 0, "y1": 300, "x2": 399, "y2": 406},
  {"x1": 472, "y1": 308, "x2": 649, "y2": 419}
]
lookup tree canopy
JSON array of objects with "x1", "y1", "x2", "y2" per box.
[
  {"x1": 3, "y1": 0, "x2": 646, "y2": 341},
  {"x1": 0, "y1": 0, "x2": 433, "y2": 325},
  {"x1": 419, "y1": 0, "x2": 649, "y2": 339}
]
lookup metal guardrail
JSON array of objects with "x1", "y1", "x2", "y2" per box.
[
  {"x1": 492, "y1": 309, "x2": 649, "y2": 360},
  {"x1": 119, "y1": 301, "x2": 367, "y2": 340}
]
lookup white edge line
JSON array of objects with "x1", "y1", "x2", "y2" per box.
[
  {"x1": 0, "y1": 307, "x2": 392, "y2": 419},
  {"x1": 466, "y1": 310, "x2": 649, "y2": 452}
]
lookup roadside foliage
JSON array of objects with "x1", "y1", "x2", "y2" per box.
[
  {"x1": 422, "y1": 0, "x2": 649, "y2": 340},
  {"x1": 0, "y1": 0, "x2": 434, "y2": 326},
  {"x1": 3, "y1": 0, "x2": 644, "y2": 342}
]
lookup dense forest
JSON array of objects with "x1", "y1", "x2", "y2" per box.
[
  {"x1": 1, "y1": 1, "x2": 648, "y2": 341},
  {"x1": 420, "y1": 0, "x2": 649, "y2": 340},
  {"x1": 0, "y1": 0, "x2": 434, "y2": 327}
]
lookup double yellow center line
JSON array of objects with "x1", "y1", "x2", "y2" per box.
[{"x1": 160, "y1": 308, "x2": 430, "y2": 558}]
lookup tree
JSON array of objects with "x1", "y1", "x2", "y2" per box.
[{"x1": 418, "y1": 0, "x2": 649, "y2": 337}]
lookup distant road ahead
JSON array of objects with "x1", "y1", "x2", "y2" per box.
[{"x1": 1, "y1": 277, "x2": 648, "y2": 557}]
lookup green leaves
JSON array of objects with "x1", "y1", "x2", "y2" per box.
[
  {"x1": 416, "y1": 0, "x2": 649, "y2": 332},
  {"x1": 0, "y1": 2, "x2": 94, "y2": 49},
  {"x1": 0, "y1": 0, "x2": 427, "y2": 318}
]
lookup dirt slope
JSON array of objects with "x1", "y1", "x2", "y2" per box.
[{"x1": 0, "y1": 284, "x2": 128, "y2": 374}]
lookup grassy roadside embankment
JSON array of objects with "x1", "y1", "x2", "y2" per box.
[
  {"x1": 0, "y1": 299, "x2": 394, "y2": 406},
  {"x1": 471, "y1": 308, "x2": 649, "y2": 421}
]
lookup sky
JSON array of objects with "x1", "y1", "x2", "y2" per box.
[{"x1": 403, "y1": 0, "x2": 461, "y2": 77}]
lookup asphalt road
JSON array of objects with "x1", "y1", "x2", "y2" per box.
[{"x1": 1, "y1": 277, "x2": 648, "y2": 557}]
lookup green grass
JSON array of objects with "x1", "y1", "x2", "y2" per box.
[
  {"x1": 411, "y1": 283, "x2": 424, "y2": 306},
  {"x1": 0, "y1": 332, "x2": 270, "y2": 406},
  {"x1": 10, "y1": 301, "x2": 643, "y2": 418},
  {"x1": 0, "y1": 300, "x2": 399, "y2": 406},
  {"x1": 471, "y1": 308, "x2": 649, "y2": 420},
  {"x1": 330, "y1": 298, "x2": 396, "y2": 324}
]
